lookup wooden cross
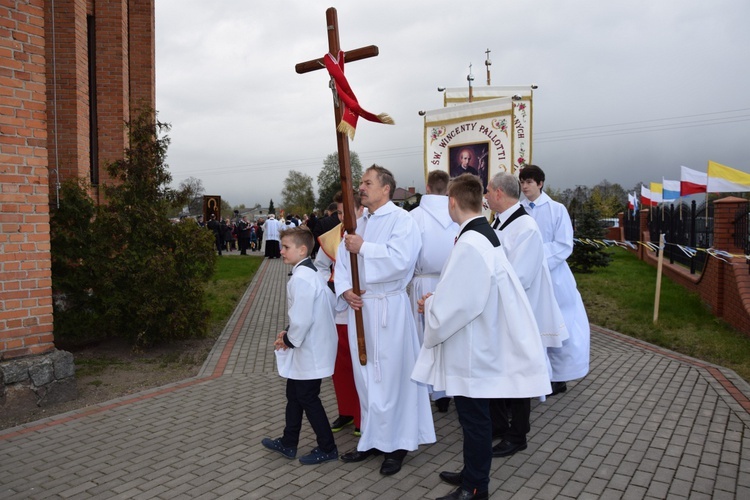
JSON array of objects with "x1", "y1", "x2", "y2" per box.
[{"x1": 295, "y1": 7, "x2": 378, "y2": 366}]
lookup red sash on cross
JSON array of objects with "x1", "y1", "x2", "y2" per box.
[{"x1": 324, "y1": 51, "x2": 394, "y2": 140}]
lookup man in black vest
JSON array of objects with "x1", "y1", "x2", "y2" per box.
[{"x1": 485, "y1": 172, "x2": 567, "y2": 458}]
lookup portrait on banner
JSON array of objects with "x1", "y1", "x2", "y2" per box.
[{"x1": 450, "y1": 142, "x2": 490, "y2": 191}]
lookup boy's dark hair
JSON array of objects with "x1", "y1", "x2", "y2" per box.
[
  {"x1": 427, "y1": 170, "x2": 450, "y2": 195},
  {"x1": 280, "y1": 226, "x2": 314, "y2": 257},
  {"x1": 333, "y1": 190, "x2": 361, "y2": 209},
  {"x1": 518, "y1": 164, "x2": 546, "y2": 186},
  {"x1": 447, "y1": 173, "x2": 483, "y2": 212}
]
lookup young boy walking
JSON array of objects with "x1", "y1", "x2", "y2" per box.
[{"x1": 261, "y1": 226, "x2": 339, "y2": 465}]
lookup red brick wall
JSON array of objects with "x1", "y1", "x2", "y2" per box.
[
  {"x1": 0, "y1": 0, "x2": 55, "y2": 360},
  {"x1": 44, "y1": 0, "x2": 89, "y2": 191},
  {"x1": 1, "y1": 0, "x2": 155, "y2": 361},
  {"x1": 94, "y1": 0, "x2": 130, "y2": 203},
  {"x1": 128, "y1": 0, "x2": 155, "y2": 114}
]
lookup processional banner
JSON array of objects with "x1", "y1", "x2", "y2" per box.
[
  {"x1": 203, "y1": 195, "x2": 221, "y2": 222},
  {"x1": 423, "y1": 97, "x2": 514, "y2": 196},
  {"x1": 442, "y1": 85, "x2": 534, "y2": 176}
]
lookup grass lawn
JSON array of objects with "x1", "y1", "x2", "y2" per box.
[
  {"x1": 204, "y1": 255, "x2": 264, "y2": 332},
  {"x1": 576, "y1": 249, "x2": 750, "y2": 382}
]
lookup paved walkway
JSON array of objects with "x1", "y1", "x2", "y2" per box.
[{"x1": 2, "y1": 258, "x2": 750, "y2": 499}]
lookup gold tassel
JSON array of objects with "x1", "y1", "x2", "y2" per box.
[
  {"x1": 338, "y1": 121, "x2": 356, "y2": 141},
  {"x1": 377, "y1": 113, "x2": 395, "y2": 125}
]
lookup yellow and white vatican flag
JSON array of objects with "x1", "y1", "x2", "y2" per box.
[
  {"x1": 707, "y1": 161, "x2": 750, "y2": 193},
  {"x1": 424, "y1": 97, "x2": 515, "y2": 191},
  {"x1": 650, "y1": 182, "x2": 663, "y2": 204}
]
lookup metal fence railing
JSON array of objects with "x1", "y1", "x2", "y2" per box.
[{"x1": 647, "y1": 201, "x2": 713, "y2": 274}]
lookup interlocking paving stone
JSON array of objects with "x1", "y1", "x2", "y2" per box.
[{"x1": 2, "y1": 258, "x2": 750, "y2": 498}]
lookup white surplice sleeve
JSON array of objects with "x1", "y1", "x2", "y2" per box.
[
  {"x1": 542, "y1": 203, "x2": 574, "y2": 272},
  {"x1": 422, "y1": 242, "x2": 491, "y2": 349},
  {"x1": 506, "y1": 224, "x2": 545, "y2": 291}
]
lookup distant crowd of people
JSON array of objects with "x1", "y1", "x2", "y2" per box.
[
  {"x1": 259, "y1": 163, "x2": 590, "y2": 500},
  {"x1": 199, "y1": 211, "x2": 331, "y2": 259}
]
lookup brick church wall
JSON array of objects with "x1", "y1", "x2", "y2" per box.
[
  {"x1": 1, "y1": 0, "x2": 54, "y2": 360},
  {"x1": 1, "y1": 0, "x2": 155, "y2": 409}
]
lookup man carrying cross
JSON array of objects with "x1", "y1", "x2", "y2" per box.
[
  {"x1": 298, "y1": 7, "x2": 435, "y2": 476},
  {"x1": 334, "y1": 165, "x2": 436, "y2": 475}
]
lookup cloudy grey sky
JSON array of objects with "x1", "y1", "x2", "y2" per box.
[{"x1": 155, "y1": 0, "x2": 750, "y2": 208}]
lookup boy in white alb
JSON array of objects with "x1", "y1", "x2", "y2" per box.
[
  {"x1": 519, "y1": 164, "x2": 590, "y2": 395},
  {"x1": 261, "y1": 226, "x2": 339, "y2": 465}
]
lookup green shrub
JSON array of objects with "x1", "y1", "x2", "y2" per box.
[
  {"x1": 50, "y1": 178, "x2": 103, "y2": 342},
  {"x1": 569, "y1": 197, "x2": 613, "y2": 274},
  {"x1": 50, "y1": 110, "x2": 217, "y2": 347}
]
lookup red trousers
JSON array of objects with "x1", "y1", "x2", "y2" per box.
[{"x1": 332, "y1": 324, "x2": 361, "y2": 427}]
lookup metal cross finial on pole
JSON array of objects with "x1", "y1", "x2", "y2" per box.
[
  {"x1": 485, "y1": 48, "x2": 492, "y2": 86},
  {"x1": 295, "y1": 8, "x2": 378, "y2": 365},
  {"x1": 467, "y1": 62, "x2": 475, "y2": 102}
]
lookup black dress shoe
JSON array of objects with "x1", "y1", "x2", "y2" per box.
[
  {"x1": 549, "y1": 381, "x2": 567, "y2": 396},
  {"x1": 436, "y1": 486, "x2": 489, "y2": 500},
  {"x1": 340, "y1": 448, "x2": 381, "y2": 463},
  {"x1": 492, "y1": 439, "x2": 528, "y2": 457},
  {"x1": 379, "y1": 449, "x2": 406, "y2": 475},
  {"x1": 435, "y1": 397, "x2": 451, "y2": 413},
  {"x1": 380, "y1": 457, "x2": 403, "y2": 475},
  {"x1": 439, "y1": 470, "x2": 462, "y2": 486}
]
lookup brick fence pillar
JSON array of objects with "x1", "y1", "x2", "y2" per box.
[
  {"x1": 711, "y1": 197, "x2": 749, "y2": 318},
  {"x1": 712, "y1": 196, "x2": 748, "y2": 253}
]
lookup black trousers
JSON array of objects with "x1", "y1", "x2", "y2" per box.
[
  {"x1": 490, "y1": 398, "x2": 530, "y2": 443},
  {"x1": 281, "y1": 378, "x2": 336, "y2": 453},
  {"x1": 239, "y1": 236, "x2": 249, "y2": 254},
  {"x1": 454, "y1": 396, "x2": 491, "y2": 494},
  {"x1": 214, "y1": 235, "x2": 223, "y2": 255},
  {"x1": 265, "y1": 240, "x2": 281, "y2": 258}
]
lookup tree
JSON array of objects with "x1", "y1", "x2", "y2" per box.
[
  {"x1": 50, "y1": 109, "x2": 217, "y2": 347},
  {"x1": 281, "y1": 170, "x2": 315, "y2": 216},
  {"x1": 316, "y1": 151, "x2": 363, "y2": 211},
  {"x1": 268, "y1": 199, "x2": 275, "y2": 215},
  {"x1": 568, "y1": 197, "x2": 613, "y2": 273},
  {"x1": 176, "y1": 176, "x2": 204, "y2": 215},
  {"x1": 220, "y1": 198, "x2": 232, "y2": 218},
  {"x1": 590, "y1": 179, "x2": 627, "y2": 217}
]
